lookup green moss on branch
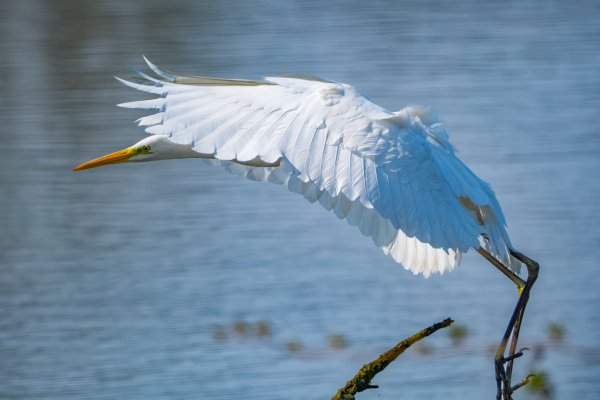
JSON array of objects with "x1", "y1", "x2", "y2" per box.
[{"x1": 332, "y1": 318, "x2": 454, "y2": 400}]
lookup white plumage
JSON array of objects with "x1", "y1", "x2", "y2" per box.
[{"x1": 114, "y1": 58, "x2": 519, "y2": 277}]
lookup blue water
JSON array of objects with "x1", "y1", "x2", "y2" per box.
[{"x1": 1, "y1": 1, "x2": 599, "y2": 399}]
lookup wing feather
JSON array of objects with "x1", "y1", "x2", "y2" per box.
[
  {"x1": 117, "y1": 59, "x2": 520, "y2": 275},
  {"x1": 305, "y1": 126, "x2": 328, "y2": 186},
  {"x1": 216, "y1": 110, "x2": 277, "y2": 160}
]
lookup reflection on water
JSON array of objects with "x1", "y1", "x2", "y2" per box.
[{"x1": 1, "y1": 1, "x2": 599, "y2": 399}]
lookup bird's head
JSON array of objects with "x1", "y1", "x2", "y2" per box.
[{"x1": 73, "y1": 135, "x2": 196, "y2": 171}]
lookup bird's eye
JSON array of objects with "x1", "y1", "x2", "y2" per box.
[{"x1": 142, "y1": 145, "x2": 151, "y2": 152}]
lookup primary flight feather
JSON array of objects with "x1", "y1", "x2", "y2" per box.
[{"x1": 74, "y1": 57, "x2": 519, "y2": 278}]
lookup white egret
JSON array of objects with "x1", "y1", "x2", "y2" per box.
[{"x1": 74, "y1": 58, "x2": 539, "y2": 399}]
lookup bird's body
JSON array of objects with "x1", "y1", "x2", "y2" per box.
[{"x1": 75, "y1": 58, "x2": 518, "y2": 278}]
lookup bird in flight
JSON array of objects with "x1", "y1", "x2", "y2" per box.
[{"x1": 74, "y1": 57, "x2": 539, "y2": 399}]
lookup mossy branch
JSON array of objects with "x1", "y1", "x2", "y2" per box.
[{"x1": 332, "y1": 318, "x2": 454, "y2": 400}]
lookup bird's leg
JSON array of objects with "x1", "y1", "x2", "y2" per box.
[
  {"x1": 507, "y1": 250, "x2": 539, "y2": 398},
  {"x1": 492, "y1": 249, "x2": 539, "y2": 400},
  {"x1": 476, "y1": 248, "x2": 525, "y2": 293},
  {"x1": 477, "y1": 248, "x2": 538, "y2": 399},
  {"x1": 505, "y1": 307, "x2": 526, "y2": 390}
]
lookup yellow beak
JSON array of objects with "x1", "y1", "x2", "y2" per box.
[{"x1": 73, "y1": 148, "x2": 135, "y2": 171}]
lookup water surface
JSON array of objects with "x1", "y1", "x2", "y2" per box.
[{"x1": 1, "y1": 1, "x2": 599, "y2": 399}]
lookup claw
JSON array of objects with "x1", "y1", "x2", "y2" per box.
[
  {"x1": 511, "y1": 374, "x2": 536, "y2": 392},
  {"x1": 503, "y1": 347, "x2": 529, "y2": 363}
]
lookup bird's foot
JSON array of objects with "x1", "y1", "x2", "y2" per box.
[{"x1": 495, "y1": 348, "x2": 530, "y2": 400}]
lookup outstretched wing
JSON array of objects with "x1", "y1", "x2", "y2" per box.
[{"x1": 117, "y1": 58, "x2": 517, "y2": 277}]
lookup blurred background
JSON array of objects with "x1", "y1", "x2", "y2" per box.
[{"x1": 1, "y1": 0, "x2": 599, "y2": 399}]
